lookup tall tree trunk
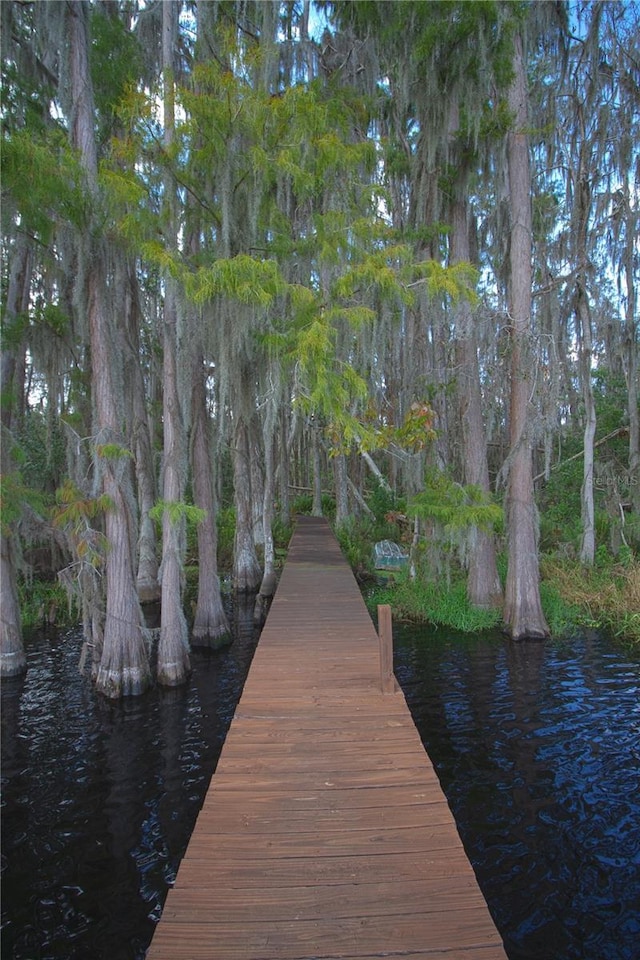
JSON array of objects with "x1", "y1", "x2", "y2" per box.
[
  {"x1": 0, "y1": 423, "x2": 25, "y2": 677},
  {"x1": 577, "y1": 282, "x2": 596, "y2": 565},
  {"x1": 572, "y1": 115, "x2": 597, "y2": 567},
  {"x1": 254, "y1": 423, "x2": 277, "y2": 624},
  {"x1": 120, "y1": 257, "x2": 159, "y2": 602},
  {"x1": 334, "y1": 452, "x2": 350, "y2": 525},
  {"x1": 250, "y1": 415, "x2": 265, "y2": 547},
  {"x1": 278, "y1": 404, "x2": 291, "y2": 526},
  {"x1": 451, "y1": 199, "x2": 502, "y2": 608},
  {"x1": 157, "y1": 279, "x2": 190, "y2": 684},
  {"x1": 503, "y1": 31, "x2": 550, "y2": 641},
  {"x1": 232, "y1": 412, "x2": 262, "y2": 592},
  {"x1": 623, "y1": 205, "x2": 639, "y2": 510},
  {"x1": 190, "y1": 353, "x2": 230, "y2": 647},
  {"x1": 68, "y1": 0, "x2": 150, "y2": 696},
  {"x1": 1, "y1": 235, "x2": 31, "y2": 432},
  {"x1": 311, "y1": 423, "x2": 324, "y2": 516},
  {"x1": 157, "y1": 0, "x2": 190, "y2": 686},
  {"x1": 0, "y1": 529, "x2": 24, "y2": 678},
  {"x1": 0, "y1": 235, "x2": 31, "y2": 676}
]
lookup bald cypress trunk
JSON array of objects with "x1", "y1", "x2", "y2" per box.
[
  {"x1": 312, "y1": 425, "x2": 324, "y2": 517},
  {"x1": 451, "y1": 199, "x2": 502, "y2": 609},
  {"x1": 624, "y1": 245, "x2": 639, "y2": 511},
  {"x1": 68, "y1": 0, "x2": 150, "y2": 696},
  {"x1": 190, "y1": 353, "x2": 230, "y2": 648},
  {"x1": 334, "y1": 453, "x2": 350, "y2": 525},
  {"x1": 503, "y1": 32, "x2": 550, "y2": 641},
  {"x1": 254, "y1": 424, "x2": 277, "y2": 624},
  {"x1": 157, "y1": 0, "x2": 190, "y2": 686},
  {"x1": 119, "y1": 257, "x2": 160, "y2": 604},
  {"x1": 0, "y1": 235, "x2": 31, "y2": 677},
  {"x1": 232, "y1": 411, "x2": 262, "y2": 593}
]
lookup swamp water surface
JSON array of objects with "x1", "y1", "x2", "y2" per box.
[{"x1": 1, "y1": 612, "x2": 639, "y2": 959}]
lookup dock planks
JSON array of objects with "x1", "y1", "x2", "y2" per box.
[{"x1": 146, "y1": 516, "x2": 508, "y2": 960}]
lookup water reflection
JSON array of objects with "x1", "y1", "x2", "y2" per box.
[
  {"x1": 394, "y1": 627, "x2": 640, "y2": 960},
  {"x1": 1, "y1": 594, "x2": 260, "y2": 960},
  {"x1": 3, "y1": 610, "x2": 639, "y2": 960}
]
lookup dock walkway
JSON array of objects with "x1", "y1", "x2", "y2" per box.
[{"x1": 146, "y1": 517, "x2": 508, "y2": 960}]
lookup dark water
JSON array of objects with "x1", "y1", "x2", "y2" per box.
[
  {"x1": 1, "y1": 599, "x2": 260, "y2": 960},
  {"x1": 393, "y1": 626, "x2": 640, "y2": 960},
  {"x1": 2, "y1": 615, "x2": 640, "y2": 960}
]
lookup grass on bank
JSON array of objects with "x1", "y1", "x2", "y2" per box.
[
  {"x1": 540, "y1": 554, "x2": 640, "y2": 645},
  {"x1": 16, "y1": 491, "x2": 640, "y2": 646},
  {"x1": 367, "y1": 577, "x2": 502, "y2": 634},
  {"x1": 364, "y1": 556, "x2": 640, "y2": 645}
]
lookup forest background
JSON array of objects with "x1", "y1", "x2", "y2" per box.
[{"x1": 1, "y1": 0, "x2": 639, "y2": 698}]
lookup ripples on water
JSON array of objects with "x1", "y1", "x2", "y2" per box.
[
  {"x1": 2, "y1": 611, "x2": 639, "y2": 960},
  {"x1": 394, "y1": 626, "x2": 640, "y2": 960},
  {"x1": 1, "y1": 599, "x2": 260, "y2": 960}
]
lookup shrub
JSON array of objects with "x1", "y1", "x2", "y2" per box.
[
  {"x1": 18, "y1": 578, "x2": 79, "y2": 631},
  {"x1": 366, "y1": 573, "x2": 501, "y2": 633}
]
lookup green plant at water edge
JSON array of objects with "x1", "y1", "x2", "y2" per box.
[
  {"x1": 272, "y1": 515, "x2": 293, "y2": 553},
  {"x1": 367, "y1": 574, "x2": 501, "y2": 633},
  {"x1": 18, "y1": 579, "x2": 79, "y2": 630},
  {"x1": 540, "y1": 556, "x2": 640, "y2": 645},
  {"x1": 538, "y1": 580, "x2": 583, "y2": 638},
  {"x1": 334, "y1": 497, "x2": 406, "y2": 578},
  {"x1": 335, "y1": 515, "x2": 378, "y2": 576}
]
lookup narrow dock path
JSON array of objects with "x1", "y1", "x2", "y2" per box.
[{"x1": 146, "y1": 517, "x2": 508, "y2": 960}]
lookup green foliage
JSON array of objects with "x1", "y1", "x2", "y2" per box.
[
  {"x1": 291, "y1": 493, "x2": 336, "y2": 519},
  {"x1": 538, "y1": 580, "x2": 583, "y2": 638},
  {"x1": 593, "y1": 371, "x2": 638, "y2": 448},
  {"x1": 1, "y1": 128, "x2": 87, "y2": 239},
  {"x1": 53, "y1": 479, "x2": 112, "y2": 523},
  {"x1": 380, "y1": 401, "x2": 437, "y2": 453},
  {"x1": 537, "y1": 371, "x2": 638, "y2": 557},
  {"x1": 33, "y1": 303, "x2": 70, "y2": 337},
  {"x1": 408, "y1": 259, "x2": 479, "y2": 306},
  {"x1": 541, "y1": 555, "x2": 640, "y2": 645},
  {"x1": 0, "y1": 471, "x2": 45, "y2": 534},
  {"x1": 408, "y1": 471, "x2": 503, "y2": 534},
  {"x1": 18, "y1": 578, "x2": 79, "y2": 631},
  {"x1": 149, "y1": 500, "x2": 206, "y2": 528},
  {"x1": 216, "y1": 506, "x2": 236, "y2": 570},
  {"x1": 15, "y1": 411, "x2": 66, "y2": 497},
  {"x1": 367, "y1": 574, "x2": 501, "y2": 633},
  {"x1": 185, "y1": 255, "x2": 285, "y2": 307},
  {"x1": 272, "y1": 515, "x2": 294, "y2": 554},
  {"x1": 335, "y1": 515, "x2": 378, "y2": 574},
  {"x1": 0, "y1": 309, "x2": 30, "y2": 353},
  {"x1": 334, "y1": 496, "x2": 405, "y2": 577},
  {"x1": 90, "y1": 6, "x2": 144, "y2": 136},
  {"x1": 538, "y1": 453, "x2": 583, "y2": 553},
  {"x1": 366, "y1": 480, "x2": 402, "y2": 526},
  {"x1": 96, "y1": 443, "x2": 133, "y2": 461},
  {"x1": 52, "y1": 480, "x2": 110, "y2": 568}
]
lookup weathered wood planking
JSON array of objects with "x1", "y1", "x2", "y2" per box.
[{"x1": 146, "y1": 516, "x2": 508, "y2": 960}]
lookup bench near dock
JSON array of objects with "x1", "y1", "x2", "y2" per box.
[{"x1": 146, "y1": 516, "x2": 508, "y2": 960}]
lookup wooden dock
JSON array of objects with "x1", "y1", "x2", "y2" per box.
[{"x1": 146, "y1": 517, "x2": 508, "y2": 960}]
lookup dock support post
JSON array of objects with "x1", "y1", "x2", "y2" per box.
[{"x1": 377, "y1": 604, "x2": 395, "y2": 694}]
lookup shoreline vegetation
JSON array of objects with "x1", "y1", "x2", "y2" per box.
[
  {"x1": 365, "y1": 556, "x2": 640, "y2": 647},
  {"x1": 18, "y1": 504, "x2": 640, "y2": 650}
]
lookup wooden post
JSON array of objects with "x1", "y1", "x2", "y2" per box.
[{"x1": 377, "y1": 604, "x2": 395, "y2": 694}]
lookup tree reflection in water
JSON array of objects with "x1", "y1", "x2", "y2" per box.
[
  {"x1": 393, "y1": 626, "x2": 640, "y2": 960},
  {"x1": 2, "y1": 615, "x2": 639, "y2": 960}
]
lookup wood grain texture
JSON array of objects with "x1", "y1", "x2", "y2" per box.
[{"x1": 146, "y1": 517, "x2": 508, "y2": 960}]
